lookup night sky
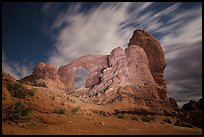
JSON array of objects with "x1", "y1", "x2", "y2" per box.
[{"x1": 2, "y1": 2, "x2": 202, "y2": 107}]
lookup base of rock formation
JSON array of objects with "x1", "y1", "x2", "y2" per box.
[{"x1": 2, "y1": 73, "x2": 202, "y2": 135}]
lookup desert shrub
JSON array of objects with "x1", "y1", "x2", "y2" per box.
[
  {"x1": 28, "y1": 89, "x2": 37, "y2": 96},
  {"x1": 163, "y1": 118, "x2": 173, "y2": 124},
  {"x1": 141, "y1": 117, "x2": 151, "y2": 122},
  {"x1": 54, "y1": 107, "x2": 66, "y2": 115},
  {"x1": 131, "y1": 116, "x2": 139, "y2": 120},
  {"x1": 7, "y1": 83, "x2": 26, "y2": 98},
  {"x1": 7, "y1": 102, "x2": 33, "y2": 121},
  {"x1": 36, "y1": 82, "x2": 47, "y2": 88},
  {"x1": 7, "y1": 84, "x2": 14, "y2": 91},
  {"x1": 7, "y1": 83, "x2": 37, "y2": 98},
  {"x1": 21, "y1": 108, "x2": 33, "y2": 117},
  {"x1": 71, "y1": 99, "x2": 77, "y2": 104},
  {"x1": 14, "y1": 90, "x2": 27, "y2": 98},
  {"x1": 72, "y1": 107, "x2": 80, "y2": 113},
  {"x1": 117, "y1": 115, "x2": 125, "y2": 119}
]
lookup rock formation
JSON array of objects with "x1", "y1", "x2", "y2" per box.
[
  {"x1": 20, "y1": 29, "x2": 174, "y2": 114},
  {"x1": 176, "y1": 98, "x2": 202, "y2": 128},
  {"x1": 20, "y1": 62, "x2": 65, "y2": 89},
  {"x1": 2, "y1": 70, "x2": 15, "y2": 119},
  {"x1": 169, "y1": 97, "x2": 179, "y2": 110},
  {"x1": 58, "y1": 55, "x2": 109, "y2": 90},
  {"x1": 128, "y1": 30, "x2": 168, "y2": 105},
  {"x1": 182, "y1": 99, "x2": 202, "y2": 111},
  {"x1": 2, "y1": 69, "x2": 16, "y2": 82}
]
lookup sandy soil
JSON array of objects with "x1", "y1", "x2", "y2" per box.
[
  {"x1": 2, "y1": 83, "x2": 202, "y2": 135},
  {"x1": 2, "y1": 113, "x2": 202, "y2": 135}
]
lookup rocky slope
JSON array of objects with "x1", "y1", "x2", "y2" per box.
[{"x1": 2, "y1": 61, "x2": 202, "y2": 135}]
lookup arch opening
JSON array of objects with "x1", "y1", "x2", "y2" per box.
[{"x1": 74, "y1": 67, "x2": 89, "y2": 89}]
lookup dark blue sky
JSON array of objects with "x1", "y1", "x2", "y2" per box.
[
  {"x1": 2, "y1": 2, "x2": 104, "y2": 65},
  {"x1": 2, "y1": 2, "x2": 202, "y2": 106},
  {"x1": 2, "y1": 2, "x2": 51, "y2": 65}
]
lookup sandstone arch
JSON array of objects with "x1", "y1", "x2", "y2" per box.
[{"x1": 58, "y1": 55, "x2": 109, "y2": 90}]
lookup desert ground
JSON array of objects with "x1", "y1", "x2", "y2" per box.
[{"x1": 2, "y1": 81, "x2": 202, "y2": 135}]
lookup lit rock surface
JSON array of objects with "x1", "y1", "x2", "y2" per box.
[
  {"x1": 20, "y1": 62, "x2": 65, "y2": 89},
  {"x1": 20, "y1": 29, "x2": 174, "y2": 114},
  {"x1": 128, "y1": 29, "x2": 170, "y2": 107}
]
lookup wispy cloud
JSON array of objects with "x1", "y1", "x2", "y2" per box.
[
  {"x1": 157, "y1": 4, "x2": 202, "y2": 103},
  {"x1": 2, "y1": 50, "x2": 32, "y2": 80},
  {"x1": 42, "y1": 2, "x2": 202, "y2": 104},
  {"x1": 74, "y1": 68, "x2": 89, "y2": 88},
  {"x1": 46, "y1": 2, "x2": 134, "y2": 67}
]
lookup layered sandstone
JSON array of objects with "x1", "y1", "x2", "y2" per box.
[
  {"x1": 20, "y1": 62, "x2": 65, "y2": 89},
  {"x1": 128, "y1": 29, "x2": 169, "y2": 106},
  {"x1": 20, "y1": 29, "x2": 174, "y2": 114},
  {"x1": 58, "y1": 55, "x2": 109, "y2": 90}
]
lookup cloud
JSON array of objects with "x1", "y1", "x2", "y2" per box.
[
  {"x1": 45, "y1": 2, "x2": 161, "y2": 67},
  {"x1": 46, "y1": 2, "x2": 133, "y2": 67},
  {"x1": 42, "y1": 2, "x2": 202, "y2": 105},
  {"x1": 74, "y1": 68, "x2": 89, "y2": 88},
  {"x1": 2, "y1": 50, "x2": 32, "y2": 80},
  {"x1": 45, "y1": 2, "x2": 184, "y2": 67},
  {"x1": 158, "y1": 5, "x2": 202, "y2": 104}
]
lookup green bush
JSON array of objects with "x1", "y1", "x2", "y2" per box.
[
  {"x1": 71, "y1": 99, "x2": 77, "y2": 104},
  {"x1": 7, "y1": 84, "x2": 26, "y2": 98},
  {"x1": 28, "y1": 89, "x2": 37, "y2": 96},
  {"x1": 72, "y1": 107, "x2": 80, "y2": 113},
  {"x1": 131, "y1": 116, "x2": 139, "y2": 120},
  {"x1": 7, "y1": 102, "x2": 33, "y2": 121},
  {"x1": 7, "y1": 83, "x2": 37, "y2": 98},
  {"x1": 54, "y1": 107, "x2": 66, "y2": 115},
  {"x1": 14, "y1": 90, "x2": 27, "y2": 98},
  {"x1": 7, "y1": 84, "x2": 14, "y2": 91},
  {"x1": 22, "y1": 108, "x2": 33, "y2": 117}
]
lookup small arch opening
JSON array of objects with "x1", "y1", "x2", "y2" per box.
[{"x1": 74, "y1": 68, "x2": 89, "y2": 89}]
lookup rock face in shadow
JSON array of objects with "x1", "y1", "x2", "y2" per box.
[
  {"x1": 175, "y1": 98, "x2": 202, "y2": 128},
  {"x1": 20, "y1": 29, "x2": 174, "y2": 114},
  {"x1": 182, "y1": 99, "x2": 202, "y2": 111},
  {"x1": 169, "y1": 97, "x2": 179, "y2": 110}
]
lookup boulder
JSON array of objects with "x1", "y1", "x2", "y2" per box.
[
  {"x1": 169, "y1": 97, "x2": 179, "y2": 110},
  {"x1": 174, "y1": 120, "x2": 193, "y2": 128},
  {"x1": 176, "y1": 99, "x2": 202, "y2": 128}
]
